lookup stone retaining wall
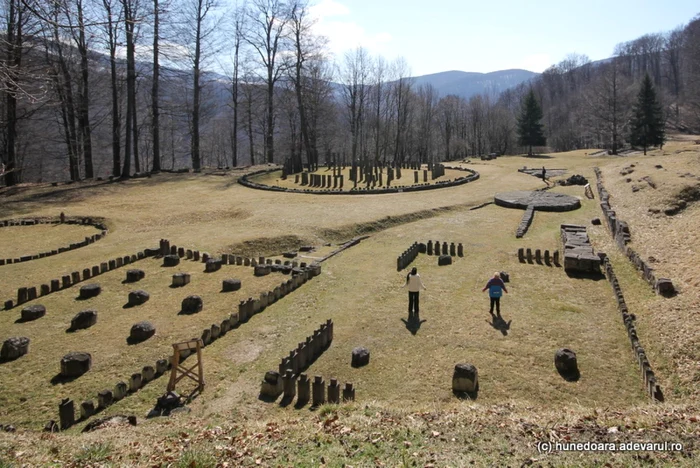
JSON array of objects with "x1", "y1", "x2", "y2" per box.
[
  {"x1": 594, "y1": 168, "x2": 675, "y2": 296},
  {"x1": 0, "y1": 216, "x2": 107, "y2": 267},
  {"x1": 599, "y1": 253, "x2": 664, "y2": 401}
]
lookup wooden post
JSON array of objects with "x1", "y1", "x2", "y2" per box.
[{"x1": 167, "y1": 339, "x2": 205, "y2": 395}]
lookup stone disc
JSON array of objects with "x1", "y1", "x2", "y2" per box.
[{"x1": 494, "y1": 191, "x2": 581, "y2": 212}]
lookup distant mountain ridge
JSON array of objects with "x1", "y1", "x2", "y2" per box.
[{"x1": 410, "y1": 69, "x2": 538, "y2": 99}]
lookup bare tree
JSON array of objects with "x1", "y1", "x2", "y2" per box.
[
  {"x1": 99, "y1": 0, "x2": 122, "y2": 176},
  {"x1": 341, "y1": 47, "x2": 370, "y2": 165},
  {"x1": 2, "y1": 0, "x2": 38, "y2": 185},
  {"x1": 585, "y1": 58, "x2": 630, "y2": 154},
  {"x1": 150, "y1": 0, "x2": 161, "y2": 171},
  {"x1": 227, "y1": 4, "x2": 244, "y2": 167},
  {"x1": 244, "y1": 0, "x2": 290, "y2": 164}
]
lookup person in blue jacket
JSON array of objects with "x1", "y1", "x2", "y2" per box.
[{"x1": 482, "y1": 272, "x2": 508, "y2": 315}]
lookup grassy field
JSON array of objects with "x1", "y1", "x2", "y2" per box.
[
  {"x1": 0, "y1": 223, "x2": 101, "y2": 260},
  {"x1": 0, "y1": 143, "x2": 698, "y2": 465}
]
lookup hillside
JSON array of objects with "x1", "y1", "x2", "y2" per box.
[
  {"x1": 0, "y1": 139, "x2": 699, "y2": 466},
  {"x1": 410, "y1": 69, "x2": 538, "y2": 98}
]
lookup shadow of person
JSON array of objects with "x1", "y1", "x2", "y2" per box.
[
  {"x1": 487, "y1": 312, "x2": 512, "y2": 336},
  {"x1": 401, "y1": 314, "x2": 426, "y2": 335}
]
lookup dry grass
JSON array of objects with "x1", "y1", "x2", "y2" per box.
[
  {"x1": 0, "y1": 146, "x2": 698, "y2": 463},
  {"x1": 0, "y1": 224, "x2": 101, "y2": 259},
  {"x1": 0, "y1": 257, "x2": 287, "y2": 428},
  {"x1": 0, "y1": 401, "x2": 697, "y2": 466},
  {"x1": 597, "y1": 138, "x2": 700, "y2": 399}
]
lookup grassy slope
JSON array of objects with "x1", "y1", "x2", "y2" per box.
[{"x1": 0, "y1": 145, "x2": 699, "y2": 465}]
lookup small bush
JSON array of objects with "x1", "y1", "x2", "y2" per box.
[{"x1": 74, "y1": 442, "x2": 112, "y2": 464}]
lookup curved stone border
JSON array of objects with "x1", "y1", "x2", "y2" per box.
[
  {"x1": 0, "y1": 216, "x2": 108, "y2": 267},
  {"x1": 594, "y1": 168, "x2": 675, "y2": 296},
  {"x1": 5, "y1": 247, "x2": 156, "y2": 310},
  {"x1": 238, "y1": 166, "x2": 479, "y2": 195},
  {"x1": 599, "y1": 252, "x2": 664, "y2": 401}
]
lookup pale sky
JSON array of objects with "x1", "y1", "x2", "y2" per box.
[{"x1": 308, "y1": 0, "x2": 699, "y2": 75}]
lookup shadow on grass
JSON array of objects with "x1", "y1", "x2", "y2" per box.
[
  {"x1": 258, "y1": 393, "x2": 280, "y2": 404},
  {"x1": 401, "y1": 315, "x2": 426, "y2": 335},
  {"x1": 565, "y1": 270, "x2": 606, "y2": 281},
  {"x1": 294, "y1": 399, "x2": 310, "y2": 410},
  {"x1": 524, "y1": 154, "x2": 554, "y2": 159},
  {"x1": 487, "y1": 312, "x2": 511, "y2": 336},
  {"x1": 279, "y1": 395, "x2": 294, "y2": 408},
  {"x1": 14, "y1": 316, "x2": 38, "y2": 324},
  {"x1": 50, "y1": 373, "x2": 81, "y2": 385},
  {"x1": 452, "y1": 386, "x2": 479, "y2": 400},
  {"x1": 557, "y1": 368, "x2": 581, "y2": 382}
]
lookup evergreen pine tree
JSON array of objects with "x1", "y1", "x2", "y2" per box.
[
  {"x1": 517, "y1": 89, "x2": 547, "y2": 156},
  {"x1": 629, "y1": 74, "x2": 665, "y2": 155}
]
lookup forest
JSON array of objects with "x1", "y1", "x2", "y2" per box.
[{"x1": 1, "y1": 0, "x2": 699, "y2": 185}]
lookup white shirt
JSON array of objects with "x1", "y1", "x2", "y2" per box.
[{"x1": 404, "y1": 274, "x2": 426, "y2": 292}]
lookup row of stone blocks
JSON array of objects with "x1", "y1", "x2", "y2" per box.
[
  {"x1": 600, "y1": 253, "x2": 664, "y2": 401},
  {"x1": 286, "y1": 375, "x2": 354, "y2": 407},
  {"x1": 425, "y1": 240, "x2": 463, "y2": 257},
  {"x1": 560, "y1": 224, "x2": 601, "y2": 274},
  {"x1": 7, "y1": 248, "x2": 156, "y2": 310},
  {"x1": 515, "y1": 205, "x2": 535, "y2": 238},
  {"x1": 0, "y1": 216, "x2": 107, "y2": 266},
  {"x1": 517, "y1": 248, "x2": 560, "y2": 266},
  {"x1": 54, "y1": 358, "x2": 171, "y2": 431},
  {"x1": 397, "y1": 242, "x2": 420, "y2": 271},
  {"x1": 160, "y1": 239, "x2": 306, "y2": 272},
  {"x1": 239, "y1": 266, "x2": 319, "y2": 322},
  {"x1": 594, "y1": 168, "x2": 675, "y2": 296},
  {"x1": 260, "y1": 320, "x2": 334, "y2": 400}
]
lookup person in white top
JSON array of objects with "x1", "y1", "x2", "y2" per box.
[{"x1": 403, "y1": 267, "x2": 426, "y2": 317}]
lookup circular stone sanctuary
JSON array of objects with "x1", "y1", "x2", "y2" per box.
[
  {"x1": 494, "y1": 191, "x2": 581, "y2": 211},
  {"x1": 240, "y1": 163, "x2": 479, "y2": 195}
]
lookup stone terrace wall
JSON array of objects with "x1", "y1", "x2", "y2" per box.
[
  {"x1": 594, "y1": 168, "x2": 676, "y2": 296},
  {"x1": 599, "y1": 253, "x2": 664, "y2": 401}
]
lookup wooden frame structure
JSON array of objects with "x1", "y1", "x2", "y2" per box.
[{"x1": 167, "y1": 339, "x2": 205, "y2": 395}]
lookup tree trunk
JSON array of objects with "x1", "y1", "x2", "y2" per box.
[
  {"x1": 191, "y1": 0, "x2": 203, "y2": 171},
  {"x1": 122, "y1": 1, "x2": 136, "y2": 179},
  {"x1": 76, "y1": 1, "x2": 93, "y2": 178},
  {"x1": 265, "y1": 75, "x2": 274, "y2": 163},
  {"x1": 2, "y1": 0, "x2": 20, "y2": 186},
  {"x1": 152, "y1": 0, "x2": 161, "y2": 172},
  {"x1": 105, "y1": 1, "x2": 121, "y2": 176}
]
